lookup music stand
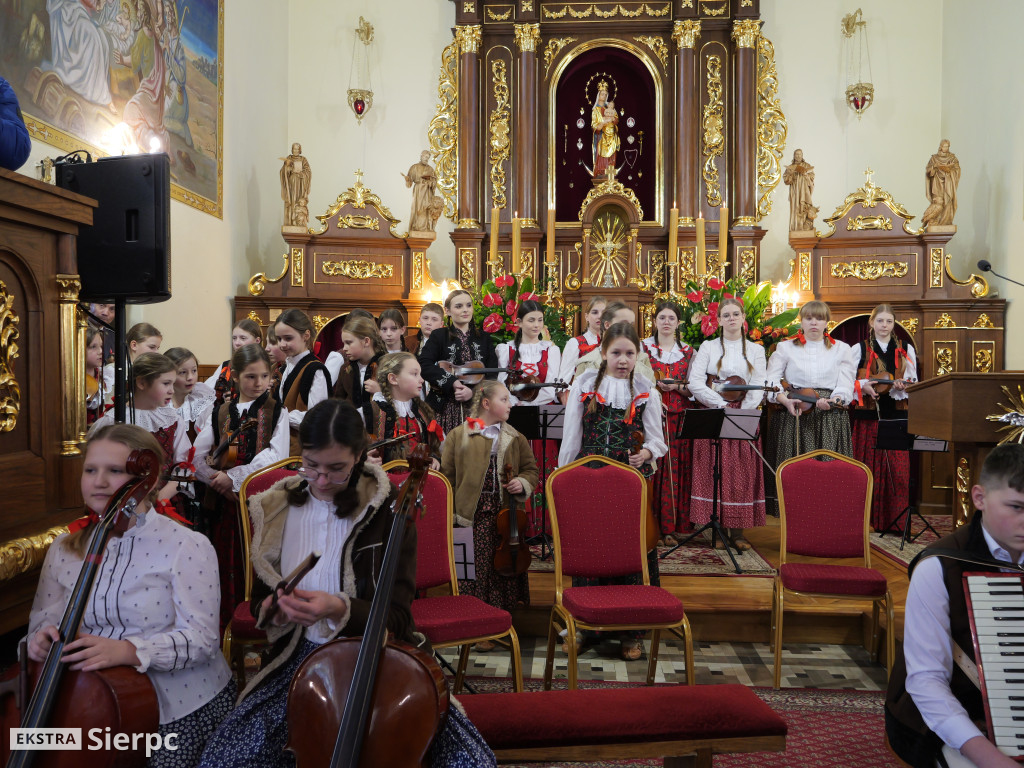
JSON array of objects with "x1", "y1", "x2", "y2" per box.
[
  {"x1": 875, "y1": 420, "x2": 946, "y2": 550},
  {"x1": 508, "y1": 403, "x2": 565, "y2": 560},
  {"x1": 661, "y1": 408, "x2": 760, "y2": 574}
]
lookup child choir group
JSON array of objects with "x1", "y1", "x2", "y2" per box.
[{"x1": 30, "y1": 292, "x2": 919, "y2": 767}]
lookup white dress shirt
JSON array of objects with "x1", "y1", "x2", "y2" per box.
[
  {"x1": 688, "y1": 337, "x2": 769, "y2": 410},
  {"x1": 558, "y1": 368, "x2": 666, "y2": 469},
  {"x1": 192, "y1": 399, "x2": 291, "y2": 491},
  {"x1": 558, "y1": 329, "x2": 599, "y2": 385},
  {"x1": 324, "y1": 351, "x2": 345, "y2": 388},
  {"x1": 497, "y1": 339, "x2": 563, "y2": 406},
  {"x1": 765, "y1": 337, "x2": 856, "y2": 404},
  {"x1": 855, "y1": 337, "x2": 918, "y2": 403},
  {"x1": 28, "y1": 512, "x2": 232, "y2": 723},
  {"x1": 279, "y1": 351, "x2": 329, "y2": 429},
  {"x1": 904, "y1": 526, "x2": 1022, "y2": 752},
  {"x1": 91, "y1": 407, "x2": 192, "y2": 465}
]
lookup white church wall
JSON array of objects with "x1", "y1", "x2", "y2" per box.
[
  {"x1": 940, "y1": 0, "x2": 1024, "y2": 368},
  {"x1": 285, "y1": 0, "x2": 459, "y2": 291},
  {"x1": 758, "y1": 0, "x2": 944, "y2": 285}
]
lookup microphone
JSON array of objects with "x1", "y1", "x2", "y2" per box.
[{"x1": 977, "y1": 259, "x2": 1024, "y2": 289}]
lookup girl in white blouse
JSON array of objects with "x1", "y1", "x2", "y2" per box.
[
  {"x1": 28, "y1": 424, "x2": 234, "y2": 768},
  {"x1": 687, "y1": 298, "x2": 768, "y2": 550},
  {"x1": 497, "y1": 300, "x2": 563, "y2": 406},
  {"x1": 166, "y1": 347, "x2": 216, "y2": 441},
  {"x1": 765, "y1": 301, "x2": 856, "y2": 510},
  {"x1": 556, "y1": 294, "x2": 605, "y2": 394}
]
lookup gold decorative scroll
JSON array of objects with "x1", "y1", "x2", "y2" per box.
[
  {"x1": 702, "y1": 55, "x2": 724, "y2": 208},
  {"x1": 739, "y1": 246, "x2": 757, "y2": 284},
  {"x1": 826, "y1": 320, "x2": 839, "y2": 335},
  {"x1": 649, "y1": 250, "x2": 666, "y2": 293},
  {"x1": 578, "y1": 177, "x2": 643, "y2": 220},
  {"x1": 312, "y1": 315, "x2": 331, "y2": 335},
  {"x1": 755, "y1": 35, "x2": 786, "y2": 222},
  {"x1": 672, "y1": 20, "x2": 701, "y2": 49},
  {"x1": 819, "y1": 169, "x2": 920, "y2": 238},
  {"x1": 830, "y1": 260, "x2": 908, "y2": 281},
  {"x1": 0, "y1": 525, "x2": 69, "y2": 582},
  {"x1": 249, "y1": 253, "x2": 291, "y2": 296},
  {"x1": 291, "y1": 248, "x2": 304, "y2": 288},
  {"x1": 930, "y1": 248, "x2": 943, "y2": 287},
  {"x1": 338, "y1": 214, "x2": 380, "y2": 230},
  {"x1": 847, "y1": 215, "x2": 892, "y2": 231},
  {"x1": 640, "y1": 302, "x2": 655, "y2": 339},
  {"x1": 519, "y1": 247, "x2": 534, "y2": 280},
  {"x1": 541, "y1": 3, "x2": 670, "y2": 20},
  {"x1": 460, "y1": 249, "x2": 477, "y2": 287},
  {"x1": 489, "y1": 60, "x2": 511, "y2": 210},
  {"x1": 486, "y1": 6, "x2": 512, "y2": 19},
  {"x1": 633, "y1": 36, "x2": 668, "y2": 69},
  {"x1": 700, "y1": 1, "x2": 726, "y2": 16},
  {"x1": 0, "y1": 279, "x2": 22, "y2": 433},
  {"x1": 987, "y1": 385, "x2": 1024, "y2": 445},
  {"x1": 679, "y1": 248, "x2": 696, "y2": 283},
  {"x1": 543, "y1": 37, "x2": 577, "y2": 76},
  {"x1": 311, "y1": 171, "x2": 402, "y2": 237},
  {"x1": 973, "y1": 313, "x2": 995, "y2": 329},
  {"x1": 514, "y1": 23, "x2": 540, "y2": 52},
  {"x1": 955, "y1": 457, "x2": 971, "y2": 527},
  {"x1": 944, "y1": 254, "x2": 989, "y2": 298},
  {"x1": 428, "y1": 39, "x2": 460, "y2": 223},
  {"x1": 455, "y1": 25, "x2": 482, "y2": 54},
  {"x1": 974, "y1": 347, "x2": 993, "y2": 374},
  {"x1": 412, "y1": 251, "x2": 425, "y2": 290},
  {"x1": 589, "y1": 213, "x2": 628, "y2": 288},
  {"x1": 899, "y1": 318, "x2": 919, "y2": 336},
  {"x1": 934, "y1": 313, "x2": 956, "y2": 328},
  {"x1": 247, "y1": 310, "x2": 265, "y2": 327},
  {"x1": 565, "y1": 241, "x2": 583, "y2": 291},
  {"x1": 321, "y1": 259, "x2": 394, "y2": 280},
  {"x1": 936, "y1": 345, "x2": 955, "y2": 376},
  {"x1": 731, "y1": 19, "x2": 760, "y2": 48},
  {"x1": 798, "y1": 252, "x2": 811, "y2": 291}
]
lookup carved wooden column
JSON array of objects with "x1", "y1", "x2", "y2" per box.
[
  {"x1": 513, "y1": 23, "x2": 540, "y2": 227},
  {"x1": 731, "y1": 20, "x2": 760, "y2": 227},
  {"x1": 672, "y1": 21, "x2": 700, "y2": 226},
  {"x1": 455, "y1": 25, "x2": 482, "y2": 230}
]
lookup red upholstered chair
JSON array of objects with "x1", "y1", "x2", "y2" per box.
[
  {"x1": 543, "y1": 456, "x2": 694, "y2": 690},
  {"x1": 222, "y1": 457, "x2": 302, "y2": 683},
  {"x1": 772, "y1": 449, "x2": 895, "y2": 688},
  {"x1": 385, "y1": 460, "x2": 523, "y2": 693}
]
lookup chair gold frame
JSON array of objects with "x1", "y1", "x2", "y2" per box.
[
  {"x1": 384, "y1": 459, "x2": 524, "y2": 693},
  {"x1": 771, "y1": 449, "x2": 895, "y2": 688},
  {"x1": 543, "y1": 455, "x2": 694, "y2": 690}
]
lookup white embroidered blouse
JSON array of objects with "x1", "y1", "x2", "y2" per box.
[
  {"x1": 765, "y1": 338, "x2": 857, "y2": 404},
  {"x1": 496, "y1": 340, "x2": 563, "y2": 406},
  {"x1": 688, "y1": 337, "x2": 769, "y2": 410}
]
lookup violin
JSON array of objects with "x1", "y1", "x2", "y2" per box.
[
  {"x1": 285, "y1": 444, "x2": 447, "y2": 767},
  {"x1": 780, "y1": 379, "x2": 848, "y2": 413},
  {"x1": 494, "y1": 463, "x2": 532, "y2": 577},
  {"x1": 205, "y1": 417, "x2": 258, "y2": 472},
  {"x1": 1, "y1": 451, "x2": 163, "y2": 768},
  {"x1": 654, "y1": 369, "x2": 691, "y2": 397},
  {"x1": 707, "y1": 376, "x2": 780, "y2": 403},
  {"x1": 628, "y1": 431, "x2": 661, "y2": 553},
  {"x1": 438, "y1": 360, "x2": 512, "y2": 386},
  {"x1": 505, "y1": 370, "x2": 569, "y2": 402},
  {"x1": 85, "y1": 373, "x2": 100, "y2": 400}
]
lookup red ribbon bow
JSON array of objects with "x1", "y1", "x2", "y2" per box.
[
  {"x1": 625, "y1": 392, "x2": 650, "y2": 425},
  {"x1": 895, "y1": 346, "x2": 912, "y2": 376},
  {"x1": 68, "y1": 511, "x2": 100, "y2": 533},
  {"x1": 854, "y1": 378, "x2": 864, "y2": 407},
  {"x1": 578, "y1": 391, "x2": 606, "y2": 405},
  {"x1": 466, "y1": 417, "x2": 487, "y2": 431},
  {"x1": 155, "y1": 499, "x2": 193, "y2": 527},
  {"x1": 426, "y1": 420, "x2": 445, "y2": 442},
  {"x1": 796, "y1": 330, "x2": 806, "y2": 345}
]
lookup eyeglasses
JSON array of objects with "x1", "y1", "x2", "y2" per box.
[{"x1": 297, "y1": 466, "x2": 351, "y2": 484}]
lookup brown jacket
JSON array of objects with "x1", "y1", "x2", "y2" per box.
[
  {"x1": 240, "y1": 462, "x2": 419, "y2": 700},
  {"x1": 440, "y1": 422, "x2": 538, "y2": 527}
]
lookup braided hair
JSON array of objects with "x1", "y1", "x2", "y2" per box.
[
  {"x1": 513, "y1": 299, "x2": 546, "y2": 350},
  {"x1": 343, "y1": 315, "x2": 387, "y2": 358},
  {"x1": 469, "y1": 380, "x2": 507, "y2": 419},
  {"x1": 587, "y1": 321, "x2": 641, "y2": 415},
  {"x1": 715, "y1": 297, "x2": 754, "y2": 375},
  {"x1": 376, "y1": 351, "x2": 436, "y2": 424}
]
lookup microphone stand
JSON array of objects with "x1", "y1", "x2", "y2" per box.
[{"x1": 977, "y1": 261, "x2": 1024, "y2": 289}]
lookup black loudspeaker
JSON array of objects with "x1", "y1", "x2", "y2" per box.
[{"x1": 56, "y1": 154, "x2": 171, "y2": 304}]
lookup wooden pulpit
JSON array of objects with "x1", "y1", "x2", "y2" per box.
[{"x1": 908, "y1": 372, "x2": 1024, "y2": 525}]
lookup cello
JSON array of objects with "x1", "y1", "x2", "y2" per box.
[
  {"x1": 494, "y1": 463, "x2": 532, "y2": 577},
  {"x1": 285, "y1": 444, "x2": 448, "y2": 767},
  {"x1": 1, "y1": 451, "x2": 162, "y2": 768}
]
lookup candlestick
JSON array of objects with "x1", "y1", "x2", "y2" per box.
[
  {"x1": 489, "y1": 206, "x2": 499, "y2": 266},
  {"x1": 718, "y1": 206, "x2": 728, "y2": 273},
  {"x1": 545, "y1": 207, "x2": 556, "y2": 264},
  {"x1": 695, "y1": 214, "x2": 706, "y2": 276},
  {"x1": 511, "y1": 214, "x2": 521, "y2": 276},
  {"x1": 667, "y1": 206, "x2": 679, "y2": 265}
]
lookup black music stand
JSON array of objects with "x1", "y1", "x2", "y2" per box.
[
  {"x1": 661, "y1": 409, "x2": 753, "y2": 574},
  {"x1": 875, "y1": 420, "x2": 946, "y2": 550},
  {"x1": 509, "y1": 402, "x2": 565, "y2": 561}
]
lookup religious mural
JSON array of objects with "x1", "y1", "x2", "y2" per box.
[{"x1": 0, "y1": 0, "x2": 224, "y2": 217}]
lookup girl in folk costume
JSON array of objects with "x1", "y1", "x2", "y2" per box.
[
  {"x1": 851, "y1": 303, "x2": 919, "y2": 530},
  {"x1": 274, "y1": 308, "x2": 332, "y2": 454},
  {"x1": 333, "y1": 315, "x2": 387, "y2": 432},
  {"x1": 575, "y1": 302, "x2": 658, "y2": 383},
  {"x1": 557, "y1": 294, "x2": 606, "y2": 390},
  {"x1": 367, "y1": 352, "x2": 443, "y2": 469},
  {"x1": 91, "y1": 352, "x2": 192, "y2": 502},
  {"x1": 193, "y1": 344, "x2": 289, "y2": 632},
  {"x1": 198, "y1": 400, "x2": 496, "y2": 768},
  {"x1": 166, "y1": 347, "x2": 216, "y2": 445},
  {"x1": 417, "y1": 302, "x2": 446, "y2": 355},
  {"x1": 85, "y1": 326, "x2": 113, "y2": 425},
  {"x1": 441, "y1": 381, "x2": 538, "y2": 623},
  {"x1": 264, "y1": 325, "x2": 286, "y2": 398},
  {"x1": 642, "y1": 300, "x2": 695, "y2": 544},
  {"x1": 324, "y1": 309, "x2": 374, "y2": 386},
  {"x1": 126, "y1": 322, "x2": 162, "y2": 360},
  {"x1": 28, "y1": 425, "x2": 234, "y2": 768},
  {"x1": 205, "y1": 318, "x2": 262, "y2": 410},
  {"x1": 496, "y1": 301, "x2": 562, "y2": 536},
  {"x1": 558, "y1": 322, "x2": 667, "y2": 661},
  {"x1": 765, "y1": 301, "x2": 856, "y2": 508},
  {"x1": 687, "y1": 298, "x2": 768, "y2": 551},
  {"x1": 379, "y1": 307, "x2": 409, "y2": 353},
  {"x1": 420, "y1": 289, "x2": 500, "y2": 434}
]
